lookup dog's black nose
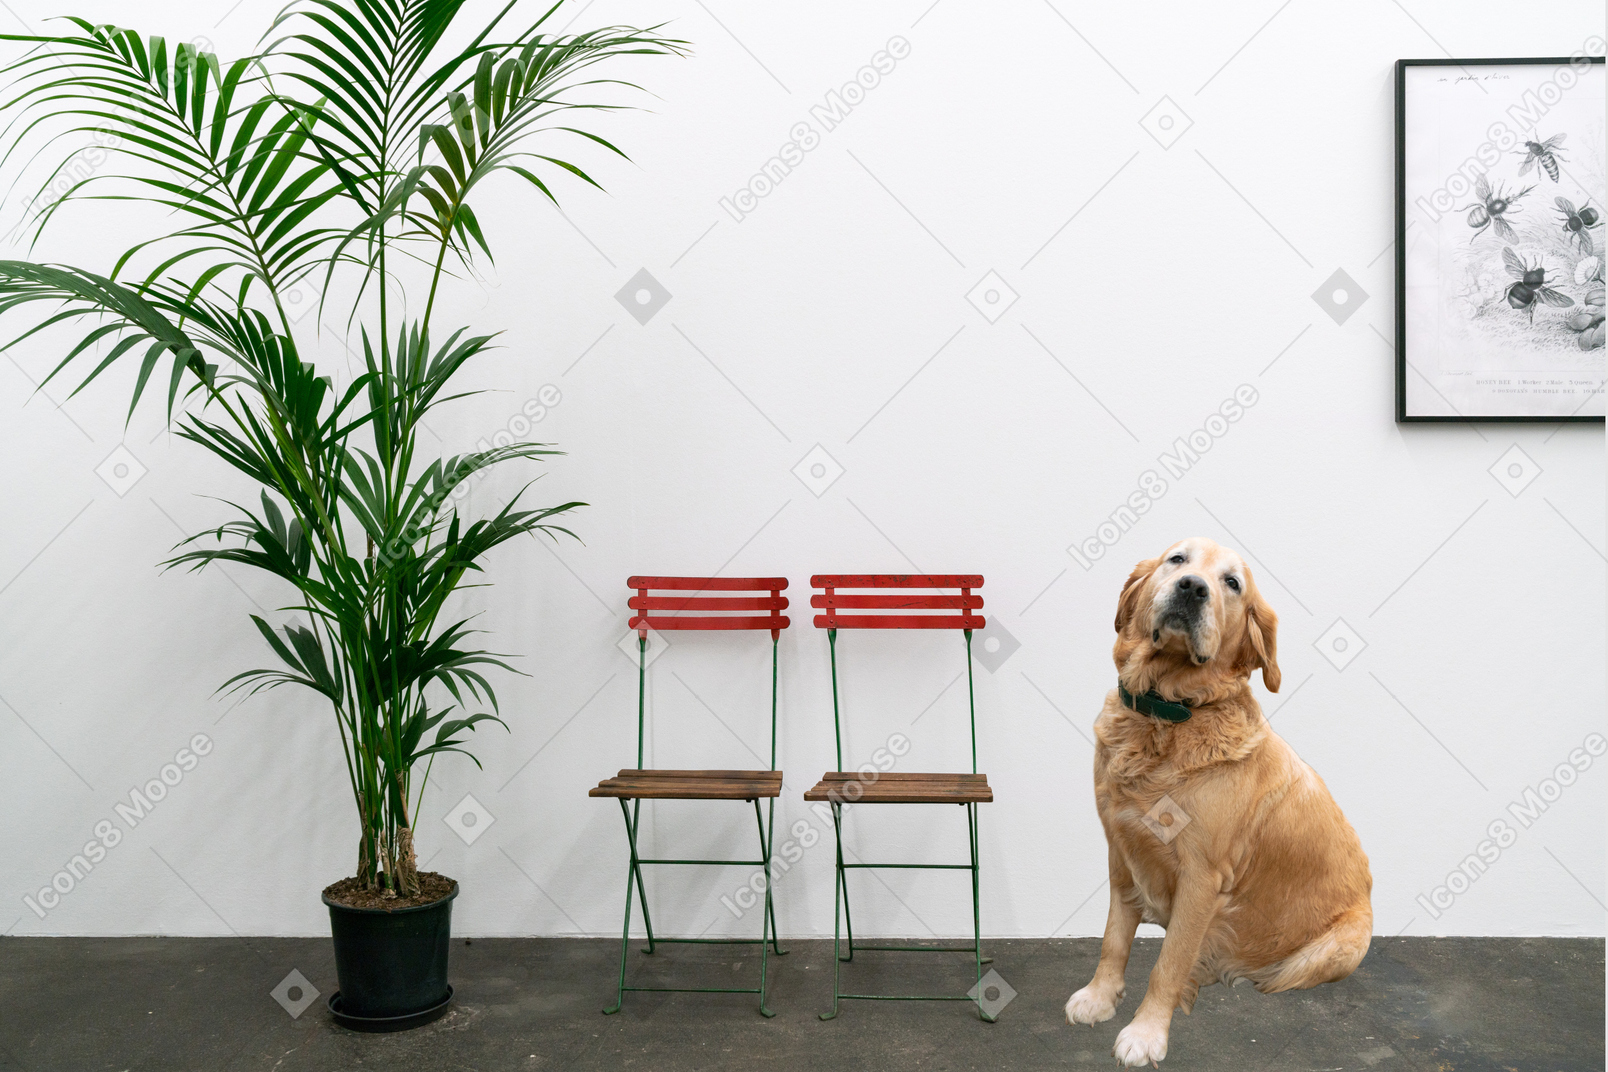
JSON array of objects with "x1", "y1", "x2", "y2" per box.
[{"x1": 1176, "y1": 574, "x2": 1209, "y2": 601}]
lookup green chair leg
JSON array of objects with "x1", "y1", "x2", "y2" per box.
[
  {"x1": 969, "y1": 803, "x2": 994, "y2": 1022},
  {"x1": 970, "y1": 801, "x2": 992, "y2": 968},
  {"x1": 629, "y1": 799, "x2": 658, "y2": 955},
  {"x1": 974, "y1": 805, "x2": 992, "y2": 970},
  {"x1": 607, "y1": 793, "x2": 785, "y2": 1017},
  {"x1": 753, "y1": 799, "x2": 777, "y2": 1017},
  {"x1": 603, "y1": 798, "x2": 640, "y2": 1014},
  {"x1": 818, "y1": 800, "x2": 995, "y2": 1020},
  {"x1": 820, "y1": 801, "x2": 844, "y2": 1020},
  {"x1": 841, "y1": 865, "x2": 857, "y2": 962},
  {"x1": 833, "y1": 803, "x2": 856, "y2": 963},
  {"x1": 763, "y1": 797, "x2": 788, "y2": 958}
]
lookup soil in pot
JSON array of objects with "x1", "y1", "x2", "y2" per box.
[{"x1": 323, "y1": 871, "x2": 457, "y2": 910}]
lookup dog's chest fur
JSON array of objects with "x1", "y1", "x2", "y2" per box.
[{"x1": 1093, "y1": 691, "x2": 1270, "y2": 924}]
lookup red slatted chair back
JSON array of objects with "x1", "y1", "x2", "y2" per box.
[
  {"x1": 810, "y1": 574, "x2": 984, "y2": 631},
  {"x1": 628, "y1": 576, "x2": 790, "y2": 640}
]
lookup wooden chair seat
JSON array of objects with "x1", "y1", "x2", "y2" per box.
[
  {"x1": 590, "y1": 768, "x2": 784, "y2": 800},
  {"x1": 803, "y1": 771, "x2": 992, "y2": 804}
]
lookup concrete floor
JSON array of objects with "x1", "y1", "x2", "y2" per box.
[{"x1": 0, "y1": 935, "x2": 1599, "y2": 1071}]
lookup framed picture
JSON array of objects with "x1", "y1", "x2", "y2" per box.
[{"x1": 1395, "y1": 56, "x2": 1606, "y2": 422}]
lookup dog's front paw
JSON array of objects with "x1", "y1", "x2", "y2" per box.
[
  {"x1": 1064, "y1": 984, "x2": 1119, "y2": 1025},
  {"x1": 1112, "y1": 1019, "x2": 1168, "y2": 1067}
]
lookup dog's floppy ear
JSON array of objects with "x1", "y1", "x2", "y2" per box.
[
  {"x1": 1114, "y1": 556, "x2": 1161, "y2": 634},
  {"x1": 1239, "y1": 574, "x2": 1281, "y2": 692}
]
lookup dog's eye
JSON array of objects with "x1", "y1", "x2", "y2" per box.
[
  {"x1": 1168, "y1": 554, "x2": 1185, "y2": 564},
  {"x1": 1225, "y1": 576, "x2": 1240, "y2": 592}
]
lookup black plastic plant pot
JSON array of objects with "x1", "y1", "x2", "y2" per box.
[{"x1": 322, "y1": 880, "x2": 458, "y2": 1031}]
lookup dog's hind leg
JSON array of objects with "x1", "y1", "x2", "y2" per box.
[
  {"x1": 1253, "y1": 905, "x2": 1372, "y2": 994},
  {"x1": 1065, "y1": 849, "x2": 1141, "y2": 1026}
]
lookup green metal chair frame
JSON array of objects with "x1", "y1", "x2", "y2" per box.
[
  {"x1": 590, "y1": 575, "x2": 790, "y2": 1017},
  {"x1": 803, "y1": 573, "x2": 995, "y2": 1022}
]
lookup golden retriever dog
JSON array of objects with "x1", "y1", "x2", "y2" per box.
[{"x1": 1065, "y1": 537, "x2": 1372, "y2": 1066}]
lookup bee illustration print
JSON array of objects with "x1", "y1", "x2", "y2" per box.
[
  {"x1": 1502, "y1": 247, "x2": 1574, "y2": 323},
  {"x1": 1464, "y1": 174, "x2": 1534, "y2": 242},
  {"x1": 1517, "y1": 133, "x2": 1567, "y2": 182},
  {"x1": 1556, "y1": 197, "x2": 1599, "y2": 254}
]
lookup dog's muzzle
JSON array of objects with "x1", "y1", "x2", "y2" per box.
[{"x1": 1152, "y1": 574, "x2": 1211, "y2": 662}]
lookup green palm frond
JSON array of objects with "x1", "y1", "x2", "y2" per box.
[
  {"x1": 261, "y1": 0, "x2": 500, "y2": 211},
  {"x1": 0, "y1": 0, "x2": 680, "y2": 896},
  {"x1": 0, "y1": 22, "x2": 340, "y2": 320},
  {"x1": 338, "y1": 22, "x2": 686, "y2": 295}
]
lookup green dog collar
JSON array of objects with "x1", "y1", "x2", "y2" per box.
[{"x1": 1118, "y1": 682, "x2": 1192, "y2": 723}]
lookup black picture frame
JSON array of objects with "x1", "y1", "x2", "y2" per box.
[{"x1": 1395, "y1": 56, "x2": 1606, "y2": 423}]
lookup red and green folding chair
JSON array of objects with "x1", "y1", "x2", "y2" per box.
[
  {"x1": 803, "y1": 574, "x2": 995, "y2": 1021},
  {"x1": 590, "y1": 576, "x2": 790, "y2": 1017}
]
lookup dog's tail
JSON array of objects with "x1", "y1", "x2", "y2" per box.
[{"x1": 1253, "y1": 905, "x2": 1372, "y2": 994}]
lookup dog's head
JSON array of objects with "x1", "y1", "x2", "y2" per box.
[{"x1": 1114, "y1": 537, "x2": 1280, "y2": 694}]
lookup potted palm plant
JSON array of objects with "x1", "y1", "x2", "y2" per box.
[{"x1": 0, "y1": 2, "x2": 681, "y2": 1030}]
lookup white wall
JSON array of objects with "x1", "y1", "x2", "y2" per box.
[{"x1": 2, "y1": 0, "x2": 1603, "y2": 940}]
